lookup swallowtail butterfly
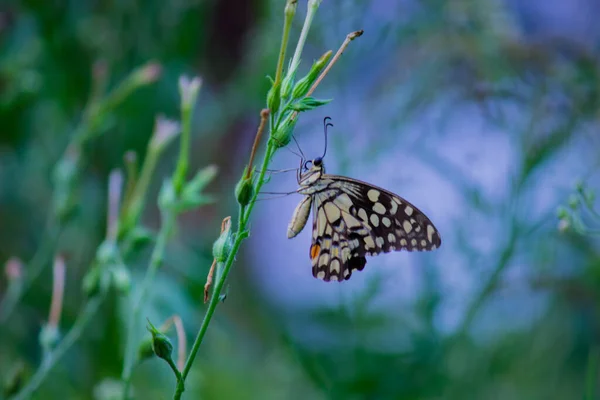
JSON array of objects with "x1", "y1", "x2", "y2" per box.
[{"x1": 287, "y1": 118, "x2": 441, "y2": 282}]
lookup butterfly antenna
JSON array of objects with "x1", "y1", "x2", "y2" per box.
[
  {"x1": 282, "y1": 145, "x2": 303, "y2": 159},
  {"x1": 292, "y1": 134, "x2": 306, "y2": 160},
  {"x1": 322, "y1": 116, "x2": 333, "y2": 159}
]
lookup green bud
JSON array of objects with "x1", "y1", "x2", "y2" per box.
[
  {"x1": 575, "y1": 179, "x2": 585, "y2": 193},
  {"x1": 568, "y1": 194, "x2": 580, "y2": 210},
  {"x1": 285, "y1": 0, "x2": 297, "y2": 18},
  {"x1": 146, "y1": 319, "x2": 174, "y2": 361},
  {"x1": 96, "y1": 240, "x2": 118, "y2": 266},
  {"x1": 289, "y1": 97, "x2": 332, "y2": 112},
  {"x1": 39, "y1": 324, "x2": 60, "y2": 352},
  {"x1": 235, "y1": 175, "x2": 254, "y2": 207},
  {"x1": 212, "y1": 218, "x2": 233, "y2": 263},
  {"x1": 556, "y1": 206, "x2": 569, "y2": 219},
  {"x1": 281, "y1": 72, "x2": 295, "y2": 100},
  {"x1": 137, "y1": 335, "x2": 155, "y2": 362},
  {"x1": 82, "y1": 266, "x2": 102, "y2": 297},
  {"x1": 267, "y1": 82, "x2": 281, "y2": 114},
  {"x1": 126, "y1": 226, "x2": 155, "y2": 252},
  {"x1": 110, "y1": 265, "x2": 131, "y2": 295},
  {"x1": 271, "y1": 116, "x2": 298, "y2": 148},
  {"x1": 291, "y1": 50, "x2": 332, "y2": 98}
]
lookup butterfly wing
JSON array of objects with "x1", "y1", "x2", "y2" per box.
[{"x1": 308, "y1": 175, "x2": 441, "y2": 282}]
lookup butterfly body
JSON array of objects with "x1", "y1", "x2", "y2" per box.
[{"x1": 287, "y1": 157, "x2": 441, "y2": 282}]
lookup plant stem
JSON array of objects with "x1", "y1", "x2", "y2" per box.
[
  {"x1": 274, "y1": 0, "x2": 297, "y2": 86},
  {"x1": 289, "y1": 0, "x2": 321, "y2": 74},
  {"x1": 9, "y1": 296, "x2": 105, "y2": 400},
  {"x1": 306, "y1": 30, "x2": 364, "y2": 97},
  {"x1": 173, "y1": 143, "x2": 276, "y2": 400},
  {"x1": 122, "y1": 212, "x2": 176, "y2": 398},
  {"x1": 245, "y1": 109, "x2": 270, "y2": 180}
]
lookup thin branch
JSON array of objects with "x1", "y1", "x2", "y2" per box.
[
  {"x1": 245, "y1": 109, "x2": 270, "y2": 180},
  {"x1": 306, "y1": 30, "x2": 363, "y2": 97}
]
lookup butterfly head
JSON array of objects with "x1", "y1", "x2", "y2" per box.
[
  {"x1": 296, "y1": 117, "x2": 332, "y2": 185},
  {"x1": 298, "y1": 157, "x2": 325, "y2": 185}
]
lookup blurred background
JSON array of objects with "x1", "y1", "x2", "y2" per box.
[{"x1": 1, "y1": 0, "x2": 600, "y2": 399}]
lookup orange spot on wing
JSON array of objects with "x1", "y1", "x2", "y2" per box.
[{"x1": 310, "y1": 244, "x2": 321, "y2": 260}]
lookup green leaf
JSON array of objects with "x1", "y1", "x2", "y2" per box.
[{"x1": 289, "y1": 97, "x2": 332, "y2": 112}]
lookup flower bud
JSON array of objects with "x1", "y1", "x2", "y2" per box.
[
  {"x1": 146, "y1": 319, "x2": 174, "y2": 362},
  {"x1": 271, "y1": 116, "x2": 297, "y2": 148},
  {"x1": 291, "y1": 50, "x2": 332, "y2": 98},
  {"x1": 235, "y1": 175, "x2": 254, "y2": 207},
  {"x1": 212, "y1": 218, "x2": 233, "y2": 263},
  {"x1": 267, "y1": 83, "x2": 281, "y2": 114}
]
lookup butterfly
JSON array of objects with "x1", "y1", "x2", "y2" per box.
[{"x1": 286, "y1": 118, "x2": 441, "y2": 282}]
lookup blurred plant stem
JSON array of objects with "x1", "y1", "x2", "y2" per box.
[
  {"x1": 0, "y1": 220, "x2": 58, "y2": 323},
  {"x1": 172, "y1": 1, "x2": 363, "y2": 398},
  {"x1": 121, "y1": 78, "x2": 216, "y2": 399},
  {"x1": 10, "y1": 297, "x2": 105, "y2": 400},
  {"x1": 10, "y1": 67, "x2": 174, "y2": 399},
  {"x1": 0, "y1": 62, "x2": 161, "y2": 325},
  {"x1": 457, "y1": 224, "x2": 518, "y2": 335}
]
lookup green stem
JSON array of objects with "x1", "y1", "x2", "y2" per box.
[
  {"x1": 9, "y1": 296, "x2": 105, "y2": 400},
  {"x1": 289, "y1": 0, "x2": 321, "y2": 74},
  {"x1": 274, "y1": 0, "x2": 297, "y2": 86},
  {"x1": 173, "y1": 103, "x2": 192, "y2": 195},
  {"x1": 173, "y1": 143, "x2": 276, "y2": 400},
  {"x1": 122, "y1": 212, "x2": 176, "y2": 398}
]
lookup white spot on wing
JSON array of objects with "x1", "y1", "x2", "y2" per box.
[
  {"x1": 427, "y1": 224, "x2": 435, "y2": 242},
  {"x1": 403, "y1": 220, "x2": 413, "y2": 233},
  {"x1": 382, "y1": 217, "x2": 391, "y2": 227},
  {"x1": 367, "y1": 189, "x2": 380, "y2": 202},
  {"x1": 364, "y1": 236, "x2": 375, "y2": 249},
  {"x1": 405, "y1": 206, "x2": 413, "y2": 216},
  {"x1": 373, "y1": 202, "x2": 386, "y2": 214},
  {"x1": 389, "y1": 200, "x2": 398, "y2": 215},
  {"x1": 330, "y1": 259, "x2": 340, "y2": 273},
  {"x1": 370, "y1": 213, "x2": 379, "y2": 227},
  {"x1": 388, "y1": 233, "x2": 396, "y2": 242},
  {"x1": 358, "y1": 208, "x2": 369, "y2": 223}
]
